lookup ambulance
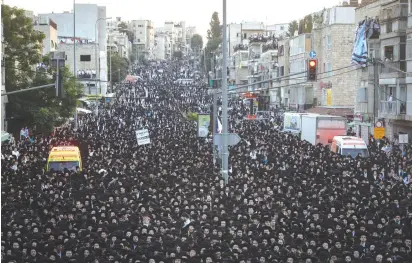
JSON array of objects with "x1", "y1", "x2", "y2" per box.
[
  {"x1": 331, "y1": 136, "x2": 369, "y2": 157},
  {"x1": 46, "y1": 146, "x2": 82, "y2": 172}
]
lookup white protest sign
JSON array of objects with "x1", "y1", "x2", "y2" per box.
[{"x1": 136, "y1": 129, "x2": 151, "y2": 145}]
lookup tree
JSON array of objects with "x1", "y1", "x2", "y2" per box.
[
  {"x1": 118, "y1": 21, "x2": 134, "y2": 43},
  {"x1": 207, "y1": 12, "x2": 222, "y2": 40},
  {"x1": 287, "y1": 20, "x2": 298, "y2": 37},
  {"x1": 107, "y1": 52, "x2": 129, "y2": 83},
  {"x1": 191, "y1": 34, "x2": 203, "y2": 50},
  {"x1": 204, "y1": 11, "x2": 222, "y2": 73},
  {"x1": 2, "y1": 5, "x2": 83, "y2": 133},
  {"x1": 303, "y1": 15, "x2": 313, "y2": 33}
]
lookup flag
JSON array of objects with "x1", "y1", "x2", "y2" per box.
[{"x1": 216, "y1": 118, "x2": 222, "y2": 134}]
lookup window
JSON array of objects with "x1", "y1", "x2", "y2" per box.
[
  {"x1": 327, "y1": 63, "x2": 333, "y2": 77},
  {"x1": 384, "y1": 45, "x2": 394, "y2": 60},
  {"x1": 326, "y1": 35, "x2": 332, "y2": 49},
  {"x1": 80, "y1": 55, "x2": 91, "y2": 62},
  {"x1": 386, "y1": 22, "x2": 392, "y2": 33},
  {"x1": 137, "y1": 39, "x2": 140, "y2": 43},
  {"x1": 244, "y1": 33, "x2": 247, "y2": 39},
  {"x1": 236, "y1": 33, "x2": 240, "y2": 37}
]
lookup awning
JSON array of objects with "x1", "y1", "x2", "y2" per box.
[
  {"x1": 1, "y1": 131, "x2": 11, "y2": 142},
  {"x1": 76, "y1": 108, "x2": 92, "y2": 114},
  {"x1": 305, "y1": 107, "x2": 354, "y2": 117}
]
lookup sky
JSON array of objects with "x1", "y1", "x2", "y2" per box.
[{"x1": 4, "y1": 0, "x2": 344, "y2": 38}]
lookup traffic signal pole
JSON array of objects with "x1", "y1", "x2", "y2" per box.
[
  {"x1": 221, "y1": 0, "x2": 229, "y2": 185},
  {"x1": 1, "y1": 83, "x2": 56, "y2": 96}
]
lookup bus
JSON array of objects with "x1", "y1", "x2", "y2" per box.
[{"x1": 46, "y1": 146, "x2": 82, "y2": 172}]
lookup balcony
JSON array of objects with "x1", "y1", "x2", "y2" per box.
[
  {"x1": 379, "y1": 2, "x2": 409, "y2": 22},
  {"x1": 380, "y1": 61, "x2": 407, "y2": 79},
  {"x1": 379, "y1": 100, "x2": 407, "y2": 119},
  {"x1": 408, "y1": 14, "x2": 412, "y2": 29}
]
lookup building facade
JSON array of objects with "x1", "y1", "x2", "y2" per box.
[
  {"x1": 312, "y1": 6, "x2": 357, "y2": 107},
  {"x1": 33, "y1": 16, "x2": 58, "y2": 56},
  {"x1": 378, "y1": 0, "x2": 412, "y2": 139},
  {"x1": 41, "y1": 4, "x2": 108, "y2": 95},
  {"x1": 287, "y1": 33, "x2": 314, "y2": 110},
  {"x1": 1, "y1": 20, "x2": 7, "y2": 131},
  {"x1": 129, "y1": 20, "x2": 154, "y2": 59},
  {"x1": 266, "y1": 23, "x2": 289, "y2": 38},
  {"x1": 154, "y1": 33, "x2": 171, "y2": 60},
  {"x1": 353, "y1": 0, "x2": 412, "y2": 141}
]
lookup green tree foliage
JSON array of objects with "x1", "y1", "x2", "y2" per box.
[
  {"x1": 107, "y1": 52, "x2": 129, "y2": 83},
  {"x1": 190, "y1": 34, "x2": 203, "y2": 50},
  {"x1": 303, "y1": 15, "x2": 313, "y2": 33},
  {"x1": 204, "y1": 12, "x2": 222, "y2": 73},
  {"x1": 118, "y1": 21, "x2": 134, "y2": 43},
  {"x1": 2, "y1": 5, "x2": 83, "y2": 133},
  {"x1": 287, "y1": 20, "x2": 298, "y2": 37},
  {"x1": 173, "y1": 50, "x2": 183, "y2": 60}
]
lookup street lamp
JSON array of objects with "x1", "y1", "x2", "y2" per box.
[{"x1": 95, "y1": 17, "x2": 112, "y2": 95}]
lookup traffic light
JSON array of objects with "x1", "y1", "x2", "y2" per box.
[
  {"x1": 56, "y1": 72, "x2": 65, "y2": 98},
  {"x1": 307, "y1": 59, "x2": 318, "y2": 81}
]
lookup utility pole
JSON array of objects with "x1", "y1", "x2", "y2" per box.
[
  {"x1": 109, "y1": 34, "x2": 112, "y2": 90},
  {"x1": 373, "y1": 59, "x2": 379, "y2": 124},
  {"x1": 213, "y1": 88, "x2": 218, "y2": 164},
  {"x1": 221, "y1": 0, "x2": 229, "y2": 185},
  {"x1": 73, "y1": 0, "x2": 78, "y2": 130}
]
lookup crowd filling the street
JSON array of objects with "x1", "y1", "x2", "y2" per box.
[{"x1": 1, "y1": 59, "x2": 412, "y2": 263}]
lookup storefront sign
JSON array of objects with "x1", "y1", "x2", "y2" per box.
[
  {"x1": 374, "y1": 127, "x2": 385, "y2": 139},
  {"x1": 354, "y1": 113, "x2": 363, "y2": 122}
]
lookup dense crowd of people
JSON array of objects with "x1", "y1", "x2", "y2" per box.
[{"x1": 1, "y1": 59, "x2": 412, "y2": 263}]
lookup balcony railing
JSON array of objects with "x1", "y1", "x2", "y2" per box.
[
  {"x1": 379, "y1": 3, "x2": 409, "y2": 22},
  {"x1": 380, "y1": 100, "x2": 407, "y2": 115},
  {"x1": 380, "y1": 61, "x2": 406, "y2": 75}
]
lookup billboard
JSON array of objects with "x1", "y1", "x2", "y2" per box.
[
  {"x1": 283, "y1": 113, "x2": 301, "y2": 131},
  {"x1": 197, "y1": 114, "x2": 210, "y2": 137}
]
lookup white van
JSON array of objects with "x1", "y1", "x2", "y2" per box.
[{"x1": 331, "y1": 136, "x2": 369, "y2": 157}]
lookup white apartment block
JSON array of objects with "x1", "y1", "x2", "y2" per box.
[
  {"x1": 154, "y1": 33, "x2": 172, "y2": 60},
  {"x1": 1, "y1": 22, "x2": 7, "y2": 131},
  {"x1": 129, "y1": 20, "x2": 155, "y2": 59},
  {"x1": 42, "y1": 4, "x2": 109, "y2": 95},
  {"x1": 108, "y1": 31, "x2": 131, "y2": 59},
  {"x1": 33, "y1": 16, "x2": 58, "y2": 56},
  {"x1": 156, "y1": 21, "x2": 189, "y2": 55},
  {"x1": 266, "y1": 23, "x2": 289, "y2": 38}
]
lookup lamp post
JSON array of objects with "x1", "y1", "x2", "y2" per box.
[
  {"x1": 73, "y1": 0, "x2": 78, "y2": 129},
  {"x1": 95, "y1": 17, "x2": 112, "y2": 95}
]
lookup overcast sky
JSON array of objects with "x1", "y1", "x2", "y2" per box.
[{"x1": 4, "y1": 0, "x2": 343, "y2": 37}]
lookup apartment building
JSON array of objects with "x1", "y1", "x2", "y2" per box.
[
  {"x1": 1, "y1": 21, "x2": 7, "y2": 131},
  {"x1": 353, "y1": 0, "x2": 412, "y2": 141},
  {"x1": 378, "y1": 0, "x2": 412, "y2": 139},
  {"x1": 286, "y1": 33, "x2": 314, "y2": 110},
  {"x1": 154, "y1": 33, "x2": 172, "y2": 60},
  {"x1": 33, "y1": 16, "x2": 58, "y2": 56},
  {"x1": 129, "y1": 20, "x2": 155, "y2": 59},
  {"x1": 312, "y1": 6, "x2": 357, "y2": 108},
  {"x1": 41, "y1": 4, "x2": 109, "y2": 95},
  {"x1": 277, "y1": 38, "x2": 291, "y2": 107},
  {"x1": 266, "y1": 23, "x2": 289, "y2": 38},
  {"x1": 407, "y1": 0, "x2": 412, "y2": 139}
]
